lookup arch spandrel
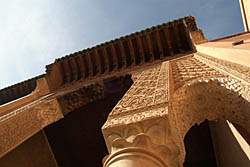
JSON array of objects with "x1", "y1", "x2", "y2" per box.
[{"x1": 168, "y1": 53, "x2": 250, "y2": 163}]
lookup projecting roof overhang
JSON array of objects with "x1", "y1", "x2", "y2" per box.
[
  {"x1": 45, "y1": 15, "x2": 199, "y2": 92},
  {"x1": 0, "y1": 15, "x2": 205, "y2": 107}
]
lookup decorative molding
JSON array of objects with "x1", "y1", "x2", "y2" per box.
[
  {"x1": 103, "y1": 105, "x2": 168, "y2": 129},
  {"x1": 103, "y1": 61, "x2": 169, "y2": 129}
]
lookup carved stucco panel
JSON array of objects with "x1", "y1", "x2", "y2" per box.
[
  {"x1": 195, "y1": 53, "x2": 250, "y2": 83},
  {"x1": 107, "y1": 62, "x2": 168, "y2": 119},
  {"x1": 0, "y1": 98, "x2": 63, "y2": 158},
  {"x1": 103, "y1": 61, "x2": 169, "y2": 128}
]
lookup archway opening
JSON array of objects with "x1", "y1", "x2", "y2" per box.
[{"x1": 183, "y1": 120, "x2": 217, "y2": 167}]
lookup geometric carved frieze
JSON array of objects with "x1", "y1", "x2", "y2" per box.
[
  {"x1": 194, "y1": 53, "x2": 250, "y2": 84},
  {"x1": 168, "y1": 54, "x2": 250, "y2": 163},
  {"x1": 170, "y1": 54, "x2": 225, "y2": 91},
  {"x1": 0, "y1": 98, "x2": 63, "y2": 158}
]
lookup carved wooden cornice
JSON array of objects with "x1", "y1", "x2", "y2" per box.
[{"x1": 45, "y1": 16, "x2": 198, "y2": 92}]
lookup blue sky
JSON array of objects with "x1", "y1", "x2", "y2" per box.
[{"x1": 0, "y1": 0, "x2": 244, "y2": 89}]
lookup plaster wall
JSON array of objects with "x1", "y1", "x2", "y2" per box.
[{"x1": 196, "y1": 33, "x2": 250, "y2": 67}]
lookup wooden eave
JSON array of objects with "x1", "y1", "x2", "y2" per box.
[{"x1": 45, "y1": 15, "x2": 198, "y2": 92}]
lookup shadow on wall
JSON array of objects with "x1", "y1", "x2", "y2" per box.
[{"x1": 183, "y1": 120, "x2": 217, "y2": 167}]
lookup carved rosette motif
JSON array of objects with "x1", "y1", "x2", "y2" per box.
[
  {"x1": 0, "y1": 98, "x2": 63, "y2": 158},
  {"x1": 168, "y1": 54, "x2": 250, "y2": 163},
  {"x1": 102, "y1": 62, "x2": 181, "y2": 167}
]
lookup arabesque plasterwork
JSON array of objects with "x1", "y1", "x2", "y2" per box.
[{"x1": 104, "y1": 62, "x2": 169, "y2": 128}]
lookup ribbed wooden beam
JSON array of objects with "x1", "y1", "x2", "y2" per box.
[{"x1": 44, "y1": 16, "x2": 197, "y2": 91}]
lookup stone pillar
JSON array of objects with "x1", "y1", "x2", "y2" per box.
[{"x1": 102, "y1": 62, "x2": 180, "y2": 167}]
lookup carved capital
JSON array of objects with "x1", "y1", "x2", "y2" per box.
[{"x1": 103, "y1": 117, "x2": 180, "y2": 167}]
